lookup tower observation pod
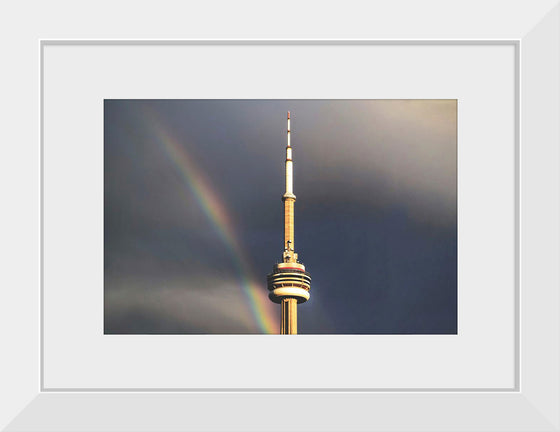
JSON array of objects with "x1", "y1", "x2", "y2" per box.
[{"x1": 267, "y1": 111, "x2": 311, "y2": 334}]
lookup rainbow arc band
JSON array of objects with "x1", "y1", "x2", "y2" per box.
[{"x1": 142, "y1": 107, "x2": 277, "y2": 334}]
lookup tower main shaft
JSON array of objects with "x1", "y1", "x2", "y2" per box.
[{"x1": 267, "y1": 111, "x2": 311, "y2": 334}]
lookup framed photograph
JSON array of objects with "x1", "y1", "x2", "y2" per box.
[{"x1": 2, "y1": 2, "x2": 559, "y2": 430}]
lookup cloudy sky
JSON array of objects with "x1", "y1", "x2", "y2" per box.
[{"x1": 104, "y1": 99, "x2": 457, "y2": 334}]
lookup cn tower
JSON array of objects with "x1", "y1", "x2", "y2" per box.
[{"x1": 267, "y1": 112, "x2": 311, "y2": 334}]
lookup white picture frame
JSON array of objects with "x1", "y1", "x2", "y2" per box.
[{"x1": 2, "y1": 1, "x2": 559, "y2": 430}]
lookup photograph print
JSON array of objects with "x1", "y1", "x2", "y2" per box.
[{"x1": 104, "y1": 99, "x2": 457, "y2": 335}]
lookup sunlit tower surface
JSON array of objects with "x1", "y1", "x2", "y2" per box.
[{"x1": 267, "y1": 112, "x2": 311, "y2": 334}]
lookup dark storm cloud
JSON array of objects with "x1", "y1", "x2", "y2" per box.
[
  {"x1": 104, "y1": 100, "x2": 456, "y2": 334},
  {"x1": 298, "y1": 100, "x2": 457, "y2": 226},
  {"x1": 105, "y1": 274, "x2": 260, "y2": 334}
]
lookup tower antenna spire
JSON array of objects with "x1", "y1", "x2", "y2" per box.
[{"x1": 267, "y1": 111, "x2": 311, "y2": 334}]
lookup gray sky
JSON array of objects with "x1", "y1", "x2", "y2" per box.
[{"x1": 104, "y1": 99, "x2": 457, "y2": 334}]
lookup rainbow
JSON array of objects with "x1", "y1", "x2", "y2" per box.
[{"x1": 139, "y1": 109, "x2": 277, "y2": 334}]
